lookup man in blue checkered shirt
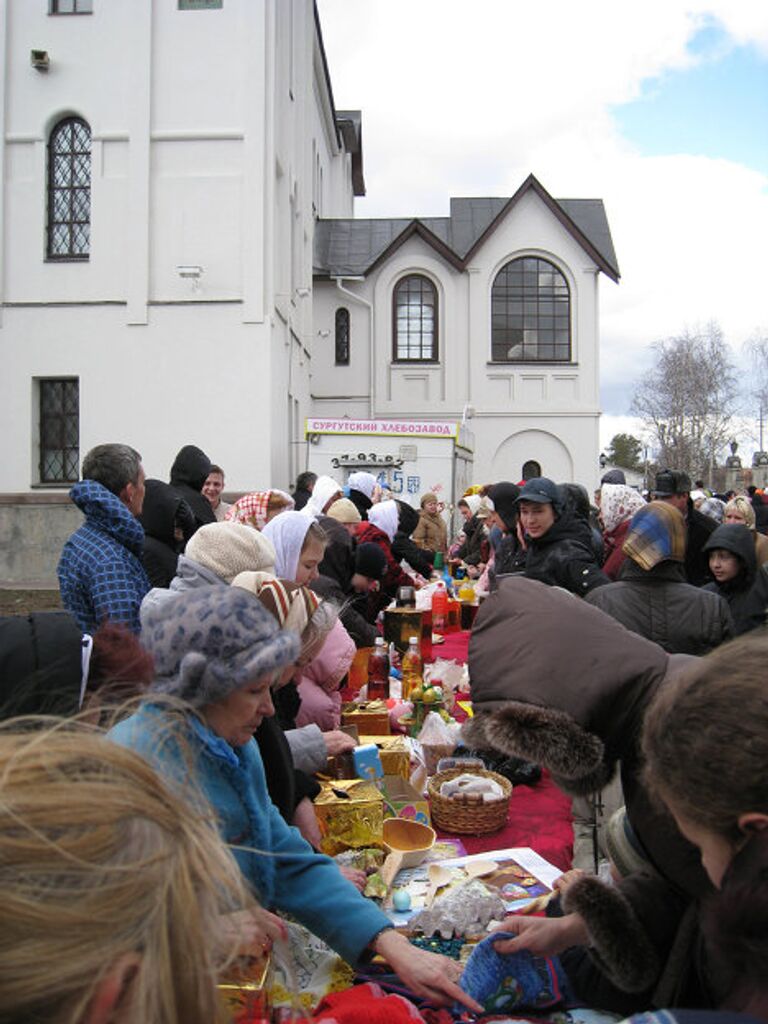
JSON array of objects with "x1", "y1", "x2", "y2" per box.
[{"x1": 58, "y1": 444, "x2": 150, "y2": 634}]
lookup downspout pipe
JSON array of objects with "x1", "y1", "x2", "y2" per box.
[{"x1": 334, "y1": 277, "x2": 374, "y2": 418}]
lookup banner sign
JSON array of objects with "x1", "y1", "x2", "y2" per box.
[{"x1": 305, "y1": 418, "x2": 458, "y2": 439}]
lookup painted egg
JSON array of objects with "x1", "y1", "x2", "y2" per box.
[{"x1": 392, "y1": 888, "x2": 412, "y2": 912}]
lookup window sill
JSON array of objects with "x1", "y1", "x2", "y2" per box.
[
  {"x1": 391, "y1": 361, "x2": 440, "y2": 367},
  {"x1": 486, "y1": 361, "x2": 577, "y2": 368},
  {"x1": 31, "y1": 482, "x2": 76, "y2": 489},
  {"x1": 44, "y1": 256, "x2": 90, "y2": 263}
]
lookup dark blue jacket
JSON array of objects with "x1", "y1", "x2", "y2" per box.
[{"x1": 57, "y1": 480, "x2": 150, "y2": 634}]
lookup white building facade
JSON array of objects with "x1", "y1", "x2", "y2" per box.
[
  {"x1": 0, "y1": 1, "x2": 618, "y2": 584},
  {"x1": 0, "y1": 0, "x2": 361, "y2": 581},
  {"x1": 311, "y1": 177, "x2": 619, "y2": 488}
]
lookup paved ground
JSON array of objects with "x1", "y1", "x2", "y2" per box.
[{"x1": 0, "y1": 590, "x2": 62, "y2": 616}]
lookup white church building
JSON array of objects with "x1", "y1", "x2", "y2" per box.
[{"x1": 0, "y1": 0, "x2": 618, "y2": 583}]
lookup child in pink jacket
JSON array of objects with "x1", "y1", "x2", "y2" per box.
[{"x1": 295, "y1": 619, "x2": 356, "y2": 732}]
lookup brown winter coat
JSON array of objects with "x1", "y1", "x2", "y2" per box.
[
  {"x1": 464, "y1": 577, "x2": 715, "y2": 1005},
  {"x1": 412, "y1": 511, "x2": 447, "y2": 554}
]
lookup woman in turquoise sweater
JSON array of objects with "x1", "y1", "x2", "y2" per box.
[{"x1": 110, "y1": 585, "x2": 478, "y2": 1012}]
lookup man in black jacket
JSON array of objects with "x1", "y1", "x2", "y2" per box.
[
  {"x1": 653, "y1": 469, "x2": 716, "y2": 587},
  {"x1": 168, "y1": 444, "x2": 216, "y2": 532}
]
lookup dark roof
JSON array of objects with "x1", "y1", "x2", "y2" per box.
[
  {"x1": 313, "y1": 173, "x2": 620, "y2": 281},
  {"x1": 335, "y1": 110, "x2": 365, "y2": 197}
]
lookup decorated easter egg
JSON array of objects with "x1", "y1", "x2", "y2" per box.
[{"x1": 392, "y1": 888, "x2": 412, "y2": 912}]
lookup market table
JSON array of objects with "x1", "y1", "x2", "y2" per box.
[{"x1": 430, "y1": 628, "x2": 573, "y2": 873}]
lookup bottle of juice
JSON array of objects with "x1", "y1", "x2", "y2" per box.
[
  {"x1": 431, "y1": 581, "x2": 448, "y2": 633},
  {"x1": 401, "y1": 636, "x2": 423, "y2": 701},
  {"x1": 458, "y1": 577, "x2": 475, "y2": 603},
  {"x1": 432, "y1": 551, "x2": 445, "y2": 576},
  {"x1": 367, "y1": 637, "x2": 390, "y2": 700}
]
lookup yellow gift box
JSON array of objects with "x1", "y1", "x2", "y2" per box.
[
  {"x1": 341, "y1": 700, "x2": 391, "y2": 736},
  {"x1": 358, "y1": 734, "x2": 410, "y2": 781},
  {"x1": 314, "y1": 779, "x2": 384, "y2": 855},
  {"x1": 217, "y1": 954, "x2": 270, "y2": 1022}
]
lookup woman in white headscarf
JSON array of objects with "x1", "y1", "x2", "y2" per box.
[
  {"x1": 347, "y1": 471, "x2": 381, "y2": 520},
  {"x1": 304, "y1": 476, "x2": 343, "y2": 519},
  {"x1": 357, "y1": 499, "x2": 414, "y2": 607},
  {"x1": 262, "y1": 511, "x2": 328, "y2": 585}
]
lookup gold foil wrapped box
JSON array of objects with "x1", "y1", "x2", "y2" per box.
[
  {"x1": 217, "y1": 953, "x2": 271, "y2": 1023},
  {"x1": 358, "y1": 734, "x2": 410, "y2": 781},
  {"x1": 341, "y1": 700, "x2": 391, "y2": 736},
  {"x1": 314, "y1": 779, "x2": 384, "y2": 855}
]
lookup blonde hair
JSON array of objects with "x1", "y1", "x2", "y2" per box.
[
  {"x1": 724, "y1": 495, "x2": 756, "y2": 531},
  {"x1": 0, "y1": 722, "x2": 253, "y2": 1024}
]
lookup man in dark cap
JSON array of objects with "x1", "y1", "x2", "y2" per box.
[
  {"x1": 652, "y1": 469, "x2": 716, "y2": 586},
  {"x1": 514, "y1": 477, "x2": 608, "y2": 596}
]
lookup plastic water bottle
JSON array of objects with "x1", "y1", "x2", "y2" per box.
[
  {"x1": 431, "y1": 581, "x2": 448, "y2": 633},
  {"x1": 367, "y1": 637, "x2": 390, "y2": 700},
  {"x1": 401, "y1": 636, "x2": 423, "y2": 701}
]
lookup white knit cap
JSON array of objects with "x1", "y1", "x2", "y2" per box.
[{"x1": 184, "y1": 522, "x2": 276, "y2": 584}]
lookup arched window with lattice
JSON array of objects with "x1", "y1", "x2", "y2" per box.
[
  {"x1": 335, "y1": 307, "x2": 350, "y2": 365},
  {"x1": 392, "y1": 274, "x2": 438, "y2": 362},
  {"x1": 491, "y1": 256, "x2": 571, "y2": 362},
  {"x1": 47, "y1": 116, "x2": 91, "y2": 260}
]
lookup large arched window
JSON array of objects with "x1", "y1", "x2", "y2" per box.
[
  {"x1": 47, "y1": 116, "x2": 91, "y2": 260},
  {"x1": 393, "y1": 274, "x2": 438, "y2": 362},
  {"x1": 335, "y1": 307, "x2": 350, "y2": 365},
  {"x1": 491, "y1": 256, "x2": 570, "y2": 362}
]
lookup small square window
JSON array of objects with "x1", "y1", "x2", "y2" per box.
[
  {"x1": 38, "y1": 378, "x2": 79, "y2": 484},
  {"x1": 178, "y1": 0, "x2": 223, "y2": 8},
  {"x1": 50, "y1": 0, "x2": 93, "y2": 13}
]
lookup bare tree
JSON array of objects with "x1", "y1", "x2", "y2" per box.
[
  {"x1": 631, "y1": 322, "x2": 739, "y2": 484},
  {"x1": 744, "y1": 330, "x2": 768, "y2": 451}
]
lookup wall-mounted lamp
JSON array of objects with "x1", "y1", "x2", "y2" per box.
[
  {"x1": 296, "y1": 287, "x2": 311, "y2": 299},
  {"x1": 317, "y1": 329, "x2": 331, "y2": 338},
  {"x1": 31, "y1": 50, "x2": 50, "y2": 72}
]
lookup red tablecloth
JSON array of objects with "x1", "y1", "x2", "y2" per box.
[{"x1": 432, "y1": 629, "x2": 573, "y2": 873}]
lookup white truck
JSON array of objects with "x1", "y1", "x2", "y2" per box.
[{"x1": 304, "y1": 417, "x2": 474, "y2": 533}]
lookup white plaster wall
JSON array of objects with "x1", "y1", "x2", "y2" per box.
[{"x1": 0, "y1": 0, "x2": 358, "y2": 499}]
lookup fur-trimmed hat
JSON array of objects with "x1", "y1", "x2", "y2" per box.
[{"x1": 144, "y1": 585, "x2": 300, "y2": 708}]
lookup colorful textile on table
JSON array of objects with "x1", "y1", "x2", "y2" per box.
[
  {"x1": 312, "y1": 981, "x2": 426, "y2": 1022},
  {"x1": 456, "y1": 931, "x2": 571, "y2": 1015}
]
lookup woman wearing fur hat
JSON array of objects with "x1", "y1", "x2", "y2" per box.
[
  {"x1": 110, "y1": 586, "x2": 478, "y2": 1012},
  {"x1": 412, "y1": 493, "x2": 448, "y2": 554},
  {"x1": 466, "y1": 577, "x2": 711, "y2": 1011}
]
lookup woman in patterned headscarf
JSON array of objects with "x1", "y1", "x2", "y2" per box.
[
  {"x1": 598, "y1": 483, "x2": 647, "y2": 580},
  {"x1": 225, "y1": 489, "x2": 294, "y2": 530}
]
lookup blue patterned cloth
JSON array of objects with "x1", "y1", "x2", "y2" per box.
[
  {"x1": 457, "y1": 930, "x2": 572, "y2": 1015},
  {"x1": 57, "y1": 480, "x2": 150, "y2": 634}
]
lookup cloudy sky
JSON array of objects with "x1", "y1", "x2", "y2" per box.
[{"x1": 317, "y1": 0, "x2": 768, "y2": 455}]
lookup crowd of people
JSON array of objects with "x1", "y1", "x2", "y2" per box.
[{"x1": 1, "y1": 440, "x2": 768, "y2": 1022}]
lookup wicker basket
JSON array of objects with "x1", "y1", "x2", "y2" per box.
[{"x1": 428, "y1": 767, "x2": 512, "y2": 835}]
